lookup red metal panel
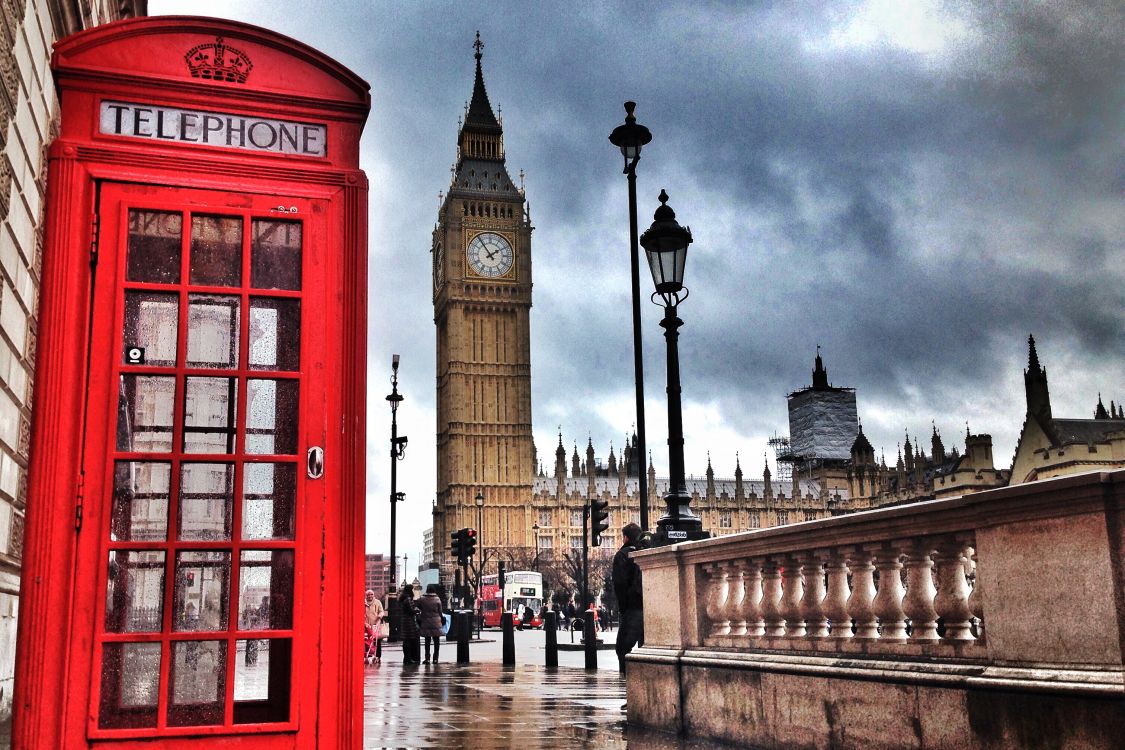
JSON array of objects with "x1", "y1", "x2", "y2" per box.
[{"x1": 14, "y1": 17, "x2": 368, "y2": 750}]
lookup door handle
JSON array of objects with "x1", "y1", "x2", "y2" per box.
[{"x1": 307, "y1": 446, "x2": 324, "y2": 479}]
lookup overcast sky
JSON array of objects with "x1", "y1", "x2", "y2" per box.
[{"x1": 150, "y1": 1, "x2": 1124, "y2": 570}]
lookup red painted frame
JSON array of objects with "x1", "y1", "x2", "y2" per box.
[{"x1": 13, "y1": 17, "x2": 369, "y2": 750}]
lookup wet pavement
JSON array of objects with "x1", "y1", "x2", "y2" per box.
[{"x1": 364, "y1": 629, "x2": 738, "y2": 749}]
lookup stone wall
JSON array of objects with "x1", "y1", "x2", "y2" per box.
[
  {"x1": 627, "y1": 470, "x2": 1125, "y2": 749},
  {"x1": 0, "y1": 0, "x2": 142, "y2": 721}
]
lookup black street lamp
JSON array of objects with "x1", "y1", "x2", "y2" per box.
[
  {"x1": 532, "y1": 522, "x2": 541, "y2": 572},
  {"x1": 608, "y1": 101, "x2": 653, "y2": 532},
  {"x1": 640, "y1": 190, "x2": 708, "y2": 546},
  {"x1": 387, "y1": 355, "x2": 408, "y2": 592}
]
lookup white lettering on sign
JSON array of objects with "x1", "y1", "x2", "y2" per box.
[
  {"x1": 99, "y1": 101, "x2": 327, "y2": 157},
  {"x1": 666, "y1": 530, "x2": 688, "y2": 539}
]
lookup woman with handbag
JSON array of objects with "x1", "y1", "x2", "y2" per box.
[{"x1": 364, "y1": 589, "x2": 385, "y2": 665}]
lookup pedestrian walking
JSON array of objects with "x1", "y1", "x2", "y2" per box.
[
  {"x1": 365, "y1": 589, "x2": 385, "y2": 665},
  {"x1": 417, "y1": 584, "x2": 444, "y2": 664},
  {"x1": 612, "y1": 522, "x2": 645, "y2": 674},
  {"x1": 398, "y1": 587, "x2": 421, "y2": 665}
]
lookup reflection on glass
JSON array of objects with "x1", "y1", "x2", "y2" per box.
[
  {"x1": 111, "y1": 461, "x2": 170, "y2": 541},
  {"x1": 116, "y1": 376, "x2": 175, "y2": 452},
  {"x1": 104, "y1": 550, "x2": 166, "y2": 633},
  {"x1": 242, "y1": 463, "x2": 296, "y2": 540},
  {"x1": 187, "y1": 295, "x2": 240, "y2": 369},
  {"x1": 246, "y1": 380, "x2": 299, "y2": 455},
  {"x1": 183, "y1": 377, "x2": 238, "y2": 453},
  {"x1": 168, "y1": 640, "x2": 226, "y2": 727},
  {"x1": 178, "y1": 463, "x2": 234, "y2": 541},
  {"x1": 249, "y1": 298, "x2": 300, "y2": 371},
  {"x1": 238, "y1": 549, "x2": 294, "y2": 630},
  {"x1": 251, "y1": 220, "x2": 301, "y2": 290},
  {"x1": 173, "y1": 550, "x2": 230, "y2": 631},
  {"x1": 190, "y1": 214, "x2": 242, "y2": 287},
  {"x1": 127, "y1": 210, "x2": 181, "y2": 284},
  {"x1": 99, "y1": 642, "x2": 161, "y2": 729},
  {"x1": 123, "y1": 292, "x2": 178, "y2": 367},
  {"x1": 234, "y1": 639, "x2": 291, "y2": 725}
]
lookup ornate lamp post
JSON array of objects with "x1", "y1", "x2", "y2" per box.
[
  {"x1": 640, "y1": 191, "x2": 708, "y2": 546},
  {"x1": 609, "y1": 101, "x2": 653, "y2": 532},
  {"x1": 386, "y1": 356, "x2": 408, "y2": 638}
]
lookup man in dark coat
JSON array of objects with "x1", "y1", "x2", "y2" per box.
[{"x1": 612, "y1": 523, "x2": 644, "y2": 674}]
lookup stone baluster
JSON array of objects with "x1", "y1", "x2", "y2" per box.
[
  {"x1": 761, "y1": 559, "x2": 785, "y2": 637},
  {"x1": 847, "y1": 549, "x2": 879, "y2": 639},
  {"x1": 902, "y1": 540, "x2": 939, "y2": 641},
  {"x1": 966, "y1": 546, "x2": 985, "y2": 644},
  {"x1": 703, "y1": 563, "x2": 730, "y2": 637},
  {"x1": 933, "y1": 537, "x2": 975, "y2": 642},
  {"x1": 872, "y1": 544, "x2": 908, "y2": 641},
  {"x1": 742, "y1": 559, "x2": 765, "y2": 638},
  {"x1": 724, "y1": 561, "x2": 747, "y2": 637},
  {"x1": 801, "y1": 553, "x2": 829, "y2": 638},
  {"x1": 781, "y1": 556, "x2": 806, "y2": 638},
  {"x1": 822, "y1": 553, "x2": 852, "y2": 639}
]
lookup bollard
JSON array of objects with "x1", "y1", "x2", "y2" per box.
[
  {"x1": 583, "y1": 615, "x2": 597, "y2": 670},
  {"x1": 456, "y1": 611, "x2": 470, "y2": 664},
  {"x1": 544, "y1": 612, "x2": 558, "y2": 668},
  {"x1": 501, "y1": 612, "x2": 515, "y2": 666}
]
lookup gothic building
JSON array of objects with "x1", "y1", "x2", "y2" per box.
[
  {"x1": 432, "y1": 35, "x2": 535, "y2": 570},
  {"x1": 1009, "y1": 335, "x2": 1125, "y2": 483}
]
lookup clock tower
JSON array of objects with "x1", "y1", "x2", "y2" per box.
[{"x1": 433, "y1": 35, "x2": 534, "y2": 570}]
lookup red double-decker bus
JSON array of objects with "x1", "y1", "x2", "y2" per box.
[{"x1": 478, "y1": 571, "x2": 544, "y2": 628}]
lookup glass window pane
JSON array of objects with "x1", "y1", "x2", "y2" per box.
[
  {"x1": 187, "y1": 294, "x2": 240, "y2": 369},
  {"x1": 178, "y1": 463, "x2": 234, "y2": 541},
  {"x1": 242, "y1": 463, "x2": 296, "y2": 540},
  {"x1": 238, "y1": 549, "x2": 294, "y2": 630},
  {"x1": 173, "y1": 550, "x2": 230, "y2": 631},
  {"x1": 168, "y1": 640, "x2": 226, "y2": 727},
  {"x1": 246, "y1": 380, "x2": 299, "y2": 455},
  {"x1": 183, "y1": 377, "x2": 238, "y2": 454},
  {"x1": 111, "y1": 461, "x2": 170, "y2": 541},
  {"x1": 249, "y1": 298, "x2": 300, "y2": 371},
  {"x1": 190, "y1": 214, "x2": 242, "y2": 287},
  {"x1": 105, "y1": 550, "x2": 166, "y2": 633},
  {"x1": 234, "y1": 638, "x2": 291, "y2": 724},
  {"x1": 127, "y1": 210, "x2": 181, "y2": 284},
  {"x1": 99, "y1": 642, "x2": 161, "y2": 729},
  {"x1": 251, "y1": 220, "x2": 301, "y2": 290},
  {"x1": 117, "y1": 375, "x2": 175, "y2": 453},
  {"x1": 123, "y1": 292, "x2": 178, "y2": 367}
]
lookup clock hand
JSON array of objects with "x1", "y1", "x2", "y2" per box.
[{"x1": 485, "y1": 249, "x2": 497, "y2": 260}]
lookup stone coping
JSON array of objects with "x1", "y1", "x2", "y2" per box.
[{"x1": 629, "y1": 647, "x2": 1124, "y2": 697}]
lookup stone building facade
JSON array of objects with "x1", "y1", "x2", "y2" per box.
[{"x1": 0, "y1": 0, "x2": 143, "y2": 719}]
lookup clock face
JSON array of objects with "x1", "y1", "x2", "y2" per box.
[
  {"x1": 466, "y1": 232, "x2": 514, "y2": 278},
  {"x1": 434, "y1": 243, "x2": 445, "y2": 289}
]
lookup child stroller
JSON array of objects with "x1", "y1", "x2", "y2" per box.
[{"x1": 364, "y1": 622, "x2": 379, "y2": 666}]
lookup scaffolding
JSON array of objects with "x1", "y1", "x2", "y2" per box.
[{"x1": 767, "y1": 434, "x2": 794, "y2": 486}]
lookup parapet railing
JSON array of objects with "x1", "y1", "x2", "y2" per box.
[{"x1": 632, "y1": 469, "x2": 1125, "y2": 688}]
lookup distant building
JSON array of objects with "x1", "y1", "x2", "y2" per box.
[
  {"x1": 1010, "y1": 335, "x2": 1125, "y2": 484},
  {"x1": 364, "y1": 554, "x2": 392, "y2": 595}
]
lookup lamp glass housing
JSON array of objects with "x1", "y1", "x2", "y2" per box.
[{"x1": 644, "y1": 235, "x2": 688, "y2": 295}]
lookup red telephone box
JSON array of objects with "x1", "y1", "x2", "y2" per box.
[{"x1": 13, "y1": 18, "x2": 369, "y2": 748}]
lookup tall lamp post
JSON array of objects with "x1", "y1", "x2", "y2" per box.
[
  {"x1": 609, "y1": 101, "x2": 653, "y2": 532},
  {"x1": 387, "y1": 356, "x2": 408, "y2": 592},
  {"x1": 531, "y1": 523, "x2": 541, "y2": 571},
  {"x1": 640, "y1": 191, "x2": 709, "y2": 546}
]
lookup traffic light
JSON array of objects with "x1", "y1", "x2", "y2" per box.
[
  {"x1": 590, "y1": 498, "x2": 610, "y2": 547},
  {"x1": 450, "y1": 528, "x2": 465, "y2": 561},
  {"x1": 464, "y1": 528, "x2": 477, "y2": 559}
]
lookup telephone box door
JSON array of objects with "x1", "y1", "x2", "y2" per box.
[{"x1": 75, "y1": 181, "x2": 328, "y2": 746}]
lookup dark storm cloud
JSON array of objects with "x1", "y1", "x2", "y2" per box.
[{"x1": 152, "y1": 1, "x2": 1124, "y2": 558}]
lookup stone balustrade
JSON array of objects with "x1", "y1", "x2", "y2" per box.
[{"x1": 626, "y1": 470, "x2": 1125, "y2": 749}]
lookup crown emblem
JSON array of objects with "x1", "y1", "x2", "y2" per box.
[{"x1": 185, "y1": 37, "x2": 253, "y2": 84}]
